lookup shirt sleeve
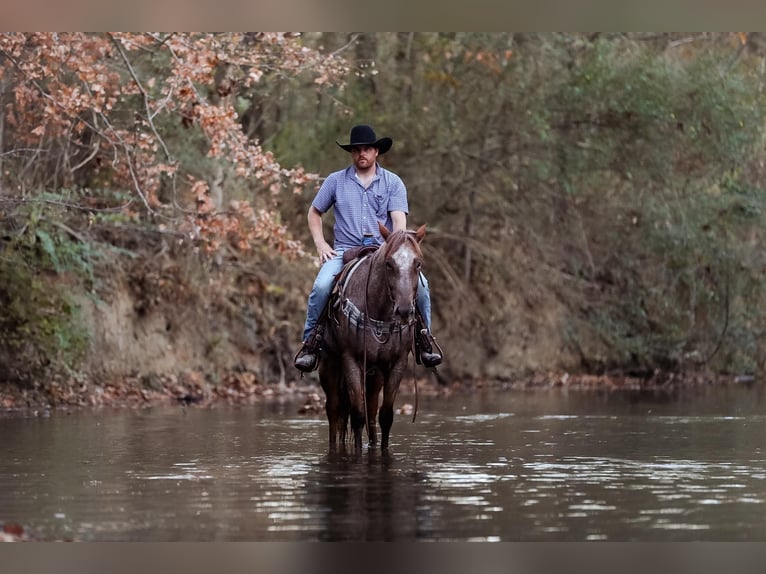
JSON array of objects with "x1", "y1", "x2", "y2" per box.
[
  {"x1": 312, "y1": 172, "x2": 338, "y2": 214},
  {"x1": 386, "y1": 172, "x2": 409, "y2": 215}
]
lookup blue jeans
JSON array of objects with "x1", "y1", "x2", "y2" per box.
[{"x1": 302, "y1": 250, "x2": 433, "y2": 342}]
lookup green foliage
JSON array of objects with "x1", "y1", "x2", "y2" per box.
[
  {"x1": 490, "y1": 36, "x2": 765, "y2": 373},
  {"x1": 15, "y1": 200, "x2": 101, "y2": 285},
  {"x1": 269, "y1": 33, "x2": 766, "y2": 376},
  {"x1": 5, "y1": 32, "x2": 766, "y2": 381},
  {"x1": 0, "y1": 247, "x2": 90, "y2": 385},
  {"x1": 0, "y1": 193, "x2": 107, "y2": 384}
]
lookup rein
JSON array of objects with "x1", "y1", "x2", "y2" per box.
[{"x1": 362, "y1": 253, "x2": 373, "y2": 442}]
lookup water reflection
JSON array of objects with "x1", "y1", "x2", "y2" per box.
[{"x1": 304, "y1": 449, "x2": 427, "y2": 541}]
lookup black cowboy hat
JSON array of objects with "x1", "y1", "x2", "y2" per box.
[{"x1": 336, "y1": 124, "x2": 393, "y2": 155}]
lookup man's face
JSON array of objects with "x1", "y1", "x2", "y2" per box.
[{"x1": 351, "y1": 145, "x2": 378, "y2": 170}]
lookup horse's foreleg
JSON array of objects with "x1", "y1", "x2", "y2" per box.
[
  {"x1": 325, "y1": 398, "x2": 339, "y2": 449},
  {"x1": 326, "y1": 388, "x2": 341, "y2": 449},
  {"x1": 380, "y1": 368, "x2": 405, "y2": 450},
  {"x1": 366, "y1": 371, "x2": 383, "y2": 446},
  {"x1": 379, "y1": 406, "x2": 394, "y2": 450},
  {"x1": 342, "y1": 357, "x2": 366, "y2": 451},
  {"x1": 320, "y1": 354, "x2": 346, "y2": 449},
  {"x1": 339, "y1": 382, "x2": 349, "y2": 445}
]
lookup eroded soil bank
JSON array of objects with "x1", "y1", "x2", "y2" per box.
[
  {"x1": 0, "y1": 366, "x2": 752, "y2": 416},
  {"x1": 1, "y1": 246, "x2": 755, "y2": 416}
]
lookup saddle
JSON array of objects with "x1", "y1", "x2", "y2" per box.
[
  {"x1": 342, "y1": 244, "x2": 378, "y2": 265},
  {"x1": 333, "y1": 245, "x2": 378, "y2": 301}
]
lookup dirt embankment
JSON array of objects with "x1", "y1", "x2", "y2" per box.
[{"x1": 0, "y1": 247, "x2": 752, "y2": 415}]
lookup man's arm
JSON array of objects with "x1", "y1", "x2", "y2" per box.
[
  {"x1": 308, "y1": 205, "x2": 337, "y2": 263},
  {"x1": 390, "y1": 210, "x2": 407, "y2": 232}
]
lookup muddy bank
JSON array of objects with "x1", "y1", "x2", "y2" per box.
[{"x1": 0, "y1": 366, "x2": 755, "y2": 416}]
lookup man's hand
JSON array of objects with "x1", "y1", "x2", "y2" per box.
[
  {"x1": 315, "y1": 240, "x2": 337, "y2": 264},
  {"x1": 307, "y1": 206, "x2": 335, "y2": 264}
]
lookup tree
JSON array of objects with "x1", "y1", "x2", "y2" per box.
[
  {"x1": 0, "y1": 32, "x2": 348, "y2": 255},
  {"x1": 0, "y1": 33, "x2": 349, "y2": 384}
]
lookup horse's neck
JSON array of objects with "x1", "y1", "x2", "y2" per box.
[{"x1": 352, "y1": 250, "x2": 391, "y2": 319}]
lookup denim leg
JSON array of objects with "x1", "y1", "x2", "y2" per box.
[
  {"x1": 416, "y1": 272, "x2": 432, "y2": 330},
  {"x1": 303, "y1": 252, "x2": 344, "y2": 341}
]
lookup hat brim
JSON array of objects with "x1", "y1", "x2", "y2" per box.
[{"x1": 336, "y1": 137, "x2": 392, "y2": 155}]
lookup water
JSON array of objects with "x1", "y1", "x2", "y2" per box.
[{"x1": 1, "y1": 385, "x2": 766, "y2": 541}]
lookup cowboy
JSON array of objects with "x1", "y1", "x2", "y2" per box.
[{"x1": 294, "y1": 124, "x2": 443, "y2": 372}]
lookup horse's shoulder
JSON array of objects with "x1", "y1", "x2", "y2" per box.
[{"x1": 333, "y1": 251, "x2": 371, "y2": 299}]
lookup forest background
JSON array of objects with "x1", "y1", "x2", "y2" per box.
[{"x1": 1, "y1": 32, "x2": 765, "y2": 406}]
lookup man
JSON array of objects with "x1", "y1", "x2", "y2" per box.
[{"x1": 294, "y1": 124, "x2": 442, "y2": 372}]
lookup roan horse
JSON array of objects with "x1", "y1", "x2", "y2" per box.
[{"x1": 319, "y1": 222, "x2": 426, "y2": 450}]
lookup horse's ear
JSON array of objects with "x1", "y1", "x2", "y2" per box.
[
  {"x1": 378, "y1": 220, "x2": 390, "y2": 239},
  {"x1": 415, "y1": 224, "x2": 426, "y2": 243}
]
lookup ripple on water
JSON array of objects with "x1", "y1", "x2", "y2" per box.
[
  {"x1": 3, "y1": 389, "x2": 766, "y2": 541},
  {"x1": 454, "y1": 413, "x2": 514, "y2": 422},
  {"x1": 126, "y1": 461, "x2": 213, "y2": 481}
]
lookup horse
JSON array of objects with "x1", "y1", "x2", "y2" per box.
[{"x1": 319, "y1": 222, "x2": 426, "y2": 450}]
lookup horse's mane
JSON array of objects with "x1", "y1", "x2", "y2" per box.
[{"x1": 380, "y1": 229, "x2": 423, "y2": 259}]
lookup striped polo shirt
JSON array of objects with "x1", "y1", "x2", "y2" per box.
[{"x1": 312, "y1": 164, "x2": 409, "y2": 250}]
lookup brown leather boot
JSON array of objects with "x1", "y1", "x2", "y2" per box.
[
  {"x1": 294, "y1": 306, "x2": 332, "y2": 373},
  {"x1": 294, "y1": 345, "x2": 318, "y2": 372},
  {"x1": 416, "y1": 327, "x2": 443, "y2": 368},
  {"x1": 293, "y1": 324, "x2": 323, "y2": 373}
]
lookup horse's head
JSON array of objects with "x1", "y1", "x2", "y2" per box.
[{"x1": 378, "y1": 222, "x2": 426, "y2": 324}]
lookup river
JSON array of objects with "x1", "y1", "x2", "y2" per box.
[{"x1": 1, "y1": 385, "x2": 765, "y2": 541}]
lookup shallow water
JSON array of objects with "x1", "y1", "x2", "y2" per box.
[{"x1": 2, "y1": 385, "x2": 766, "y2": 540}]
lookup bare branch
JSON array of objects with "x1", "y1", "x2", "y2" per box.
[
  {"x1": 0, "y1": 195, "x2": 130, "y2": 213},
  {"x1": 70, "y1": 140, "x2": 100, "y2": 172},
  {"x1": 0, "y1": 148, "x2": 43, "y2": 157},
  {"x1": 327, "y1": 33, "x2": 362, "y2": 58},
  {"x1": 667, "y1": 36, "x2": 701, "y2": 49},
  {"x1": 722, "y1": 37, "x2": 748, "y2": 77},
  {"x1": 48, "y1": 219, "x2": 88, "y2": 243},
  {"x1": 107, "y1": 33, "x2": 173, "y2": 162}
]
